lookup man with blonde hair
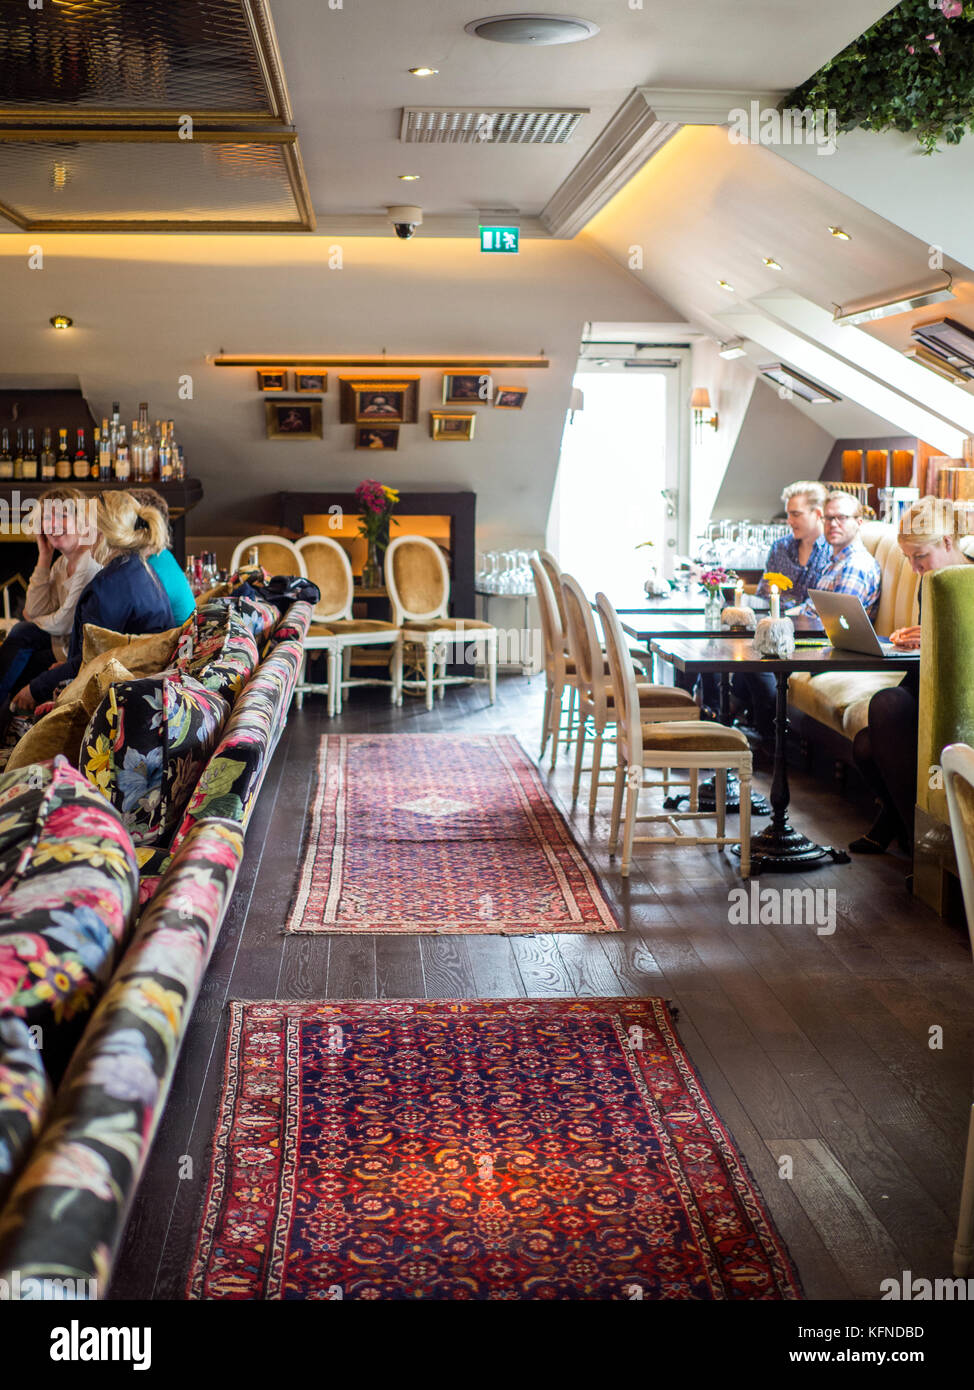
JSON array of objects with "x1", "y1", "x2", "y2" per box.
[{"x1": 756, "y1": 481, "x2": 830, "y2": 602}]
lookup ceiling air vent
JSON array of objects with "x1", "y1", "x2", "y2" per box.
[{"x1": 401, "y1": 107, "x2": 587, "y2": 145}]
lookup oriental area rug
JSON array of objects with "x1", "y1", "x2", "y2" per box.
[
  {"x1": 187, "y1": 998, "x2": 801, "y2": 1300},
  {"x1": 285, "y1": 734, "x2": 620, "y2": 934}
]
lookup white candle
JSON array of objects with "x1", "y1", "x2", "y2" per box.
[
  {"x1": 735, "y1": 580, "x2": 744, "y2": 607},
  {"x1": 770, "y1": 584, "x2": 780, "y2": 620}
]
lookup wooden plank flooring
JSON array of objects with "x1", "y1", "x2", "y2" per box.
[{"x1": 109, "y1": 675, "x2": 974, "y2": 1300}]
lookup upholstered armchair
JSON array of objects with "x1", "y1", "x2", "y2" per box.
[{"x1": 914, "y1": 565, "x2": 974, "y2": 914}]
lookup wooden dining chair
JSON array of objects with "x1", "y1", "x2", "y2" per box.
[
  {"x1": 385, "y1": 534, "x2": 497, "y2": 710},
  {"x1": 595, "y1": 591, "x2": 752, "y2": 878},
  {"x1": 942, "y1": 742, "x2": 974, "y2": 1275},
  {"x1": 530, "y1": 554, "x2": 579, "y2": 769},
  {"x1": 560, "y1": 573, "x2": 697, "y2": 813},
  {"x1": 294, "y1": 535, "x2": 402, "y2": 715}
]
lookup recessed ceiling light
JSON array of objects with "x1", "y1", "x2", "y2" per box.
[
  {"x1": 828, "y1": 226, "x2": 851, "y2": 240},
  {"x1": 409, "y1": 67, "x2": 439, "y2": 77},
  {"x1": 717, "y1": 280, "x2": 735, "y2": 292},
  {"x1": 50, "y1": 314, "x2": 73, "y2": 330},
  {"x1": 465, "y1": 14, "x2": 600, "y2": 45},
  {"x1": 763, "y1": 257, "x2": 782, "y2": 269},
  {"x1": 399, "y1": 174, "x2": 421, "y2": 181}
]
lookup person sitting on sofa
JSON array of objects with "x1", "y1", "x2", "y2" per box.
[
  {"x1": 128, "y1": 487, "x2": 196, "y2": 624},
  {"x1": 0, "y1": 486, "x2": 101, "y2": 720},
  {"x1": 737, "y1": 490, "x2": 882, "y2": 743},
  {"x1": 850, "y1": 496, "x2": 974, "y2": 855},
  {"x1": 11, "y1": 490, "x2": 175, "y2": 713},
  {"x1": 731, "y1": 481, "x2": 831, "y2": 734}
]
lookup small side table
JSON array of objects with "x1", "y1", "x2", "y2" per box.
[{"x1": 476, "y1": 587, "x2": 534, "y2": 675}]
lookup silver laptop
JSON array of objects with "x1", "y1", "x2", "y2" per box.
[{"x1": 808, "y1": 589, "x2": 897, "y2": 656}]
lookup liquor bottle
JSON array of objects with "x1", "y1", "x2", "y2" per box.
[
  {"x1": 184, "y1": 555, "x2": 196, "y2": 595},
  {"x1": 0, "y1": 428, "x2": 13, "y2": 480},
  {"x1": 152, "y1": 420, "x2": 162, "y2": 477},
  {"x1": 136, "y1": 403, "x2": 150, "y2": 481},
  {"x1": 175, "y1": 444, "x2": 186, "y2": 481},
  {"x1": 158, "y1": 420, "x2": 172, "y2": 481},
  {"x1": 13, "y1": 428, "x2": 24, "y2": 480},
  {"x1": 98, "y1": 418, "x2": 112, "y2": 481},
  {"x1": 55, "y1": 428, "x2": 71, "y2": 479},
  {"x1": 73, "y1": 428, "x2": 89, "y2": 480},
  {"x1": 129, "y1": 420, "x2": 141, "y2": 480},
  {"x1": 91, "y1": 427, "x2": 101, "y2": 479},
  {"x1": 40, "y1": 428, "x2": 56, "y2": 481},
  {"x1": 114, "y1": 424, "x2": 130, "y2": 481},
  {"x1": 22, "y1": 427, "x2": 39, "y2": 481}
]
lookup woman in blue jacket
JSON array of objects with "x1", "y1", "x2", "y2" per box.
[{"x1": 12, "y1": 490, "x2": 175, "y2": 711}]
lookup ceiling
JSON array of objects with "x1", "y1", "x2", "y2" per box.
[
  {"x1": 272, "y1": 0, "x2": 893, "y2": 219},
  {"x1": 0, "y1": 0, "x2": 895, "y2": 230}
]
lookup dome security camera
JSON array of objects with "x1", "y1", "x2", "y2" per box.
[{"x1": 387, "y1": 205, "x2": 423, "y2": 239}]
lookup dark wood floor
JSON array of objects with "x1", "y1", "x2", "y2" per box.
[{"x1": 110, "y1": 674, "x2": 974, "y2": 1301}]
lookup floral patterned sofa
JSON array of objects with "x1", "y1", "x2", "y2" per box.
[{"x1": 0, "y1": 595, "x2": 311, "y2": 1295}]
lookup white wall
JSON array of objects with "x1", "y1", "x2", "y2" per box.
[
  {"x1": 0, "y1": 233, "x2": 679, "y2": 552},
  {"x1": 687, "y1": 339, "x2": 757, "y2": 539},
  {"x1": 711, "y1": 377, "x2": 833, "y2": 518}
]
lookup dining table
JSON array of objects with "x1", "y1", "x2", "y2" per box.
[{"x1": 647, "y1": 634, "x2": 921, "y2": 875}]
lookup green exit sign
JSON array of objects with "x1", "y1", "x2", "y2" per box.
[{"x1": 480, "y1": 226, "x2": 519, "y2": 253}]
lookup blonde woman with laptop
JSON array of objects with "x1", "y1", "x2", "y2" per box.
[{"x1": 850, "y1": 497, "x2": 974, "y2": 855}]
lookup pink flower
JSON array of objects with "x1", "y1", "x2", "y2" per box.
[
  {"x1": 906, "y1": 44, "x2": 915, "y2": 53},
  {"x1": 940, "y1": 0, "x2": 962, "y2": 17},
  {"x1": 931, "y1": 40, "x2": 942, "y2": 53}
]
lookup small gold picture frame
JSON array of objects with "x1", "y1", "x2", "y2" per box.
[
  {"x1": 265, "y1": 398, "x2": 323, "y2": 439},
  {"x1": 294, "y1": 372, "x2": 328, "y2": 394},
  {"x1": 355, "y1": 425, "x2": 399, "y2": 451},
  {"x1": 257, "y1": 368, "x2": 288, "y2": 392},
  {"x1": 494, "y1": 386, "x2": 527, "y2": 409},
  {"x1": 443, "y1": 372, "x2": 492, "y2": 404},
  {"x1": 430, "y1": 411, "x2": 476, "y2": 441}
]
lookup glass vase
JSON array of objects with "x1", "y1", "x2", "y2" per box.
[
  {"x1": 362, "y1": 537, "x2": 381, "y2": 589},
  {"x1": 704, "y1": 594, "x2": 723, "y2": 630}
]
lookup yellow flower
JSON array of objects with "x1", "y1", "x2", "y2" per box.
[
  {"x1": 382, "y1": 486, "x2": 399, "y2": 503},
  {"x1": 762, "y1": 571, "x2": 793, "y2": 592},
  {"x1": 84, "y1": 736, "x2": 113, "y2": 796}
]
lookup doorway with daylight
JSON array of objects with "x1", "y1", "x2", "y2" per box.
[{"x1": 549, "y1": 345, "x2": 688, "y2": 603}]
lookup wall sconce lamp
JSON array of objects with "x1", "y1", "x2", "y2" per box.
[
  {"x1": 49, "y1": 314, "x2": 73, "y2": 330},
  {"x1": 691, "y1": 387, "x2": 718, "y2": 441}
]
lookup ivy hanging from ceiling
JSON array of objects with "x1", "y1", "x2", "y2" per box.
[{"x1": 788, "y1": 0, "x2": 974, "y2": 153}]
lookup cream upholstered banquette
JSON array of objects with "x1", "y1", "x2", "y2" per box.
[{"x1": 786, "y1": 522, "x2": 922, "y2": 744}]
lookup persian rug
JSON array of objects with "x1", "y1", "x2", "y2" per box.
[
  {"x1": 187, "y1": 998, "x2": 802, "y2": 1300},
  {"x1": 285, "y1": 734, "x2": 620, "y2": 934}
]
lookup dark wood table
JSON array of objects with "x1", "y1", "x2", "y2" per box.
[
  {"x1": 648, "y1": 635, "x2": 920, "y2": 875},
  {"x1": 620, "y1": 615, "x2": 822, "y2": 817}
]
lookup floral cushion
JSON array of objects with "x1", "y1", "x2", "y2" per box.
[
  {"x1": 0, "y1": 1016, "x2": 53, "y2": 1210},
  {"x1": 0, "y1": 756, "x2": 137, "y2": 1078},
  {"x1": 80, "y1": 672, "x2": 228, "y2": 849},
  {"x1": 174, "y1": 600, "x2": 260, "y2": 705}
]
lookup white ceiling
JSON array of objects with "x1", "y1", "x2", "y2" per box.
[{"x1": 270, "y1": 0, "x2": 895, "y2": 218}]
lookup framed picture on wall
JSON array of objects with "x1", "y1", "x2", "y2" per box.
[
  {"x1": 493, "y1": 387, "x2": 527, "y2": 409},
  {"x1": 265, "y1": 398, "x2": 323, "y2": 439},
  {"x1": 339, "y1": 377, "x2": 419, "y2": 424},
  {"x1": 257, "y1": 368, "x2": 288, "y2": 392},
  {"x1": 355, "y1": 425, "x2": 399, "y2": 451},
  {"x1": 430, "y1": 411, "x2": 476, "y2": 441},
  {"x1": 294, "y1": 372, "x2": 328, "y2": 393},
  {"x1": 443, "y1": 372, "x2": 492, "y2": 404}
]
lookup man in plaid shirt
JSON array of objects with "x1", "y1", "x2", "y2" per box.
[{"x1": 792, "y1": 491, "x2": 880, "y2": 619}]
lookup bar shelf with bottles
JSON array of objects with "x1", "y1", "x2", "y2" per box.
[{"x1": 0, "y1": 400, "x2": 203, "y2": 565}]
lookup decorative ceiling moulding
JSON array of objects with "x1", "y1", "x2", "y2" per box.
[
  {"x1": 0, "y1": 0, "x2": 292, "y2": 125},
  {"x1": 310, "y1": 214, "x2": 549, "y2": 238},
  {"x1": 540, "y1": 87, "x2": 786, "y2": 239},
  {"x1": 212, "y1": 356, "x2": 550, "y2": 370},
  {"x1": 0, "y1": 130, "x2": 315, "y2": 232}
]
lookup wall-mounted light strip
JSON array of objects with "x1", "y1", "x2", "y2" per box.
[
  {"x1": 213, "y1": 354, "x2": 550, "y2": 369},
  {"x1": 834, "y1": 275, "x2": 955, "y2": 326}
]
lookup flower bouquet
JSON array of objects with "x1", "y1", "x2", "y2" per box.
[{"x1": 355, "y1": 479, "x2": 400, "y2": 586}]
